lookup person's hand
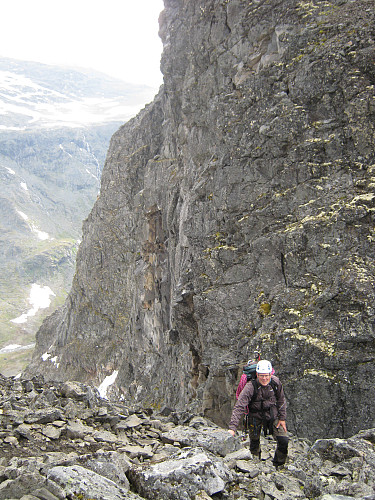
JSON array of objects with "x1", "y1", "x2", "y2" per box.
[
  {"x1": 277, "y1": 420, "x2": 287, "y2": 432},
  {"x1": 228, "y1": 429, "x2": 235, "y2": 437}
]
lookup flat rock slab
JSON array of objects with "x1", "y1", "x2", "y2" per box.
[
  {"x1": 129, "y1": 446, "x2": 233, "y2": 499},
  {"x1": 47, "y1": 464, "x2": 141, "y2": 500},
  {"x1": 162, "y1": 425, "x2": 241, "y2": 457}
]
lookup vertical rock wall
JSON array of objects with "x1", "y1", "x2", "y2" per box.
[{"x1": 27, "y1": 0, "x2": 375, "y2": 440}]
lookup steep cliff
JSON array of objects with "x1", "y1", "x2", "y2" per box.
[{"x1": 26, "y1": 0, "x2": 375, "y2": 441}]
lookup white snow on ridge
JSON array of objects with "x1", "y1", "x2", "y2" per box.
[
  {"x1": 10, "y1": 284, "x2": 55, "y2": 324},
  {"x1": 31, "y1": 225, "x2": 49, "y2": 240},
  {"x1": 0, "y1": 69, "x2": 153, "y2": 129},
  {"x1": 97, "y1": 370, "x2": 119, "y2": 399},
  {"x1": 0, "y1": 70, "x2": 67, "y2": 100},
  {"x1": 16, "y1": 210, "x2": 50, "y2": 240},
  {"x1": 20, "y1": 182, "x2": 28, "y2": 191},
  {"x1": 17, "y1": 210, "x2": 28, "y2": 221},
  {"x1": 0, "y1": 343, "x2": 34, "y2": 354}
]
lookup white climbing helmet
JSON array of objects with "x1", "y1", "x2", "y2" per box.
[{"x1": 256, "y1": 359, "x2": 272, "y2": 374}]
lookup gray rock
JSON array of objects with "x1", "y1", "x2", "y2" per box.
[
  {"x1": 117, "y1": 414, "x2": 143, "y2": 429},
  {"x1": 24, "y1": 409, "x2": 63, "y2": 425},
  {"x1": 27, "y1": 487, "x2": 60, "y2": 500},
  {"x1": 1, "y1": 371, "x2": 375, "y2": 499},
  {"x1": 71, "y1": 451, "x2": 131, "y2": 489},
  {"x1": 162, "y1": 425, "x2": 241, "y2": 456},
  {"x1": 47, "y1": 465, "x2": 133, "y2": 500},
  {"x1": 65, "y1": 420, "x2": 93, "y2": 439},
  {"x1": 129, "y1": 447, "x2": 233, "y2": 499},
  {"x1": 260, "y1": 472, "x2": 305, "y2": 499},
  {"x1": 119, "y1": 444, "x2": 154, "y2": 459},
  {"x1": 92, "y1": 429, "x2": 118, "y2": 443},
  {"x1": 60, "y1": 381, "x2": 98, "y2": 402},
  {"x1": 0, "y1": 472, "x2": 46, "y2": 500},
  {"x1": 42, "y1": 425, "x2": 61, "y2": 440},
  {"x1": 311, "y1": 438, "x2": 362, "y2": 462},
  {"x1": 235, "y1": 460, "x2": 260, "y2": 477},
  {"x1": 319, "y1": 496, "x2": 357, "y2": 500}
]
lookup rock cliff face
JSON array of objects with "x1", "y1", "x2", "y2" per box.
[{"x1": 26, "y1": 0, "x2": 375, "y2": 441}]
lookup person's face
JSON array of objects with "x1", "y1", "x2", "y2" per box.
[{"x1": 257, "y1": 372, "x2": 271, "y2": 386}]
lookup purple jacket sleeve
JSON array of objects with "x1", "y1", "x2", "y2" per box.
[
  {"x1": 274, "y1": 376, "x2": 287, "y2": 421},
  {"x1": 229, "y1": 381, "x2": 254, "y2": 431}
]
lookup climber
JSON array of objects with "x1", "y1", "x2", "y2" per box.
[
  {"x1": 235, "y1": 352, "x2": 275, "y2": 399},
  {"x1": 228, "y1": 359, "x2": 289, "y2": 467}
]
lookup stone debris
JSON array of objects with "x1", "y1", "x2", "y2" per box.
[{"x1": 1, "y1": 375, "x2": 375, "y2": 499}]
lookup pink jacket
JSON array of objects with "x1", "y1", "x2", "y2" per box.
[{"x1": 236, "y1": 374, "x2": 248, "y2": 399}]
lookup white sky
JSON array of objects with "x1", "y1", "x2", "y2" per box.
[{"x1": 0, "y1": 0, "x2": 164, "y2": 89}]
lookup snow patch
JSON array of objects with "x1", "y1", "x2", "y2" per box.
[
  {"x1": 0, "y1": 344, "x2": 34, "y2": 354},
  {"x1": 97, "y1": 370, "x2": 119, "y2": 399},
  {"x1": 17, "y1": 210, "x2": 28, "y2": 221},
  {"x1": 10, "y1": 284, "x2": 55, "y2": 324},
  {"x1": 51, "y1": 356, "x2": 59, "y2": 368},
  {"x1": 86, "y1": 168, "x2": 98, "y2": 179},
  {"x1": 16, "y1": 211, "x2": 49, "y2": 239},
  {"x1": 32, "y1": 225, "x2": 49, "y2": 240},
  {"x1": 20, "y1": 182, "x2": 28, "y2": 191}
]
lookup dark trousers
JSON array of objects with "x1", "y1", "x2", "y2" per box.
[{"x1": 247, "y1": 417, "x2": 289, "y2": 466}]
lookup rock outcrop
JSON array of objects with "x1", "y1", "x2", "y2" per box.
[
  {"x1": 26, "y1": 0, "x2": 375, "y2": 441},
  {"x1": 1, "y1": 375, "x2": 375, "y2": 499}
]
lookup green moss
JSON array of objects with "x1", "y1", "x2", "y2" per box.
[
  {"x1": 0, "y1": 348, "x2": 34, "y2": 377},
  {"x1": 259, "y1": 303, "x2": 271, "y2": 316}
]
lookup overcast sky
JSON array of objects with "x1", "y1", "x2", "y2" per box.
[{"x1": 0, "y1": 0, "x2": 164, "y2": 89}]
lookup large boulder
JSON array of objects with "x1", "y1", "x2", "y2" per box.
[{"x1": 128, "y1": 447, "x2": 233, "y2": 499}]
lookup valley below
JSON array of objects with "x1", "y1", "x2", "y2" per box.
[{"x1": 0, "y1": 57, "x2": 159, "y2": 376}]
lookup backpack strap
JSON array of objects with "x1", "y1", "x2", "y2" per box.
[
  {"x1": 250, "y1": 377, "x2": 278, "y2": 399},
  {"x1": 248, "y1": 378, "x2": 279, "y2": 411},
  {"x1": 270, "y1": 378, "x2": 278, "y2": 393}
]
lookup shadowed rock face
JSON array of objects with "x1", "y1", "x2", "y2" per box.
[{"x1": 26, "y1": 0, "x2": 375, "y2": 440}]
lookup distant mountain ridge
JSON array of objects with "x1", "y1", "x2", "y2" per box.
[
  {"x1": 0, "y1": 56, "x2": 158, "y2": 129},
  {"x1": 0, "y1": 56, "x2": 158, "y2": 376}
]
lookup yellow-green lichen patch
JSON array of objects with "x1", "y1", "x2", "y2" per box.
[
  {"x1": 350, "y1": 193, "x2": 375, "y2": 204},
  {"x1": 259, "y1": 303, "x2": 272, "y2": 316},
  {"x1": 345, "y1": 256, "x2": 375, "y2": 285},
  {"x1": 303, "y1": 368, "x2": 335, "y2": 379},
  {"x1": 283, "y1": 329, "x2": 335, "y2": 356},
  {"x1": 287, "y1": 308, "x2": 302, "y2": 318}
]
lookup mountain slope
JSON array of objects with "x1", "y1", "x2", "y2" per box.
[
  {"x1": 0, "y1": 57, "x2": 159, "y2": 375},
  {"x1": 26, "y1": 0, "x2": 375, "y2": 441}
]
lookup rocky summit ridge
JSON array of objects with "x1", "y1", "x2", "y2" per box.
[
  {"x1": 1, "y1": 374, "x2": 375, "y2": 499},
  {"x1": 26, "y1": 0, "x2": 375, "y2": 444}
]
